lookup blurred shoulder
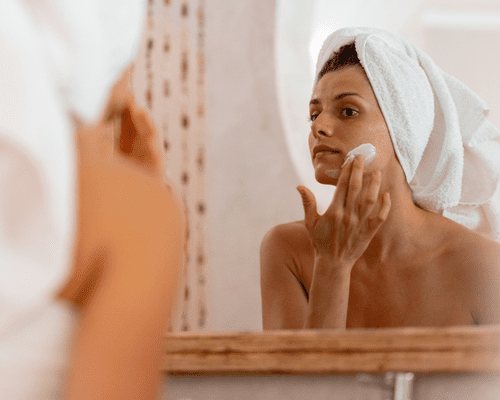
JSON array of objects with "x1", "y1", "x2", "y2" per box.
[
  {"x1": 75, "y1": 147, "x2": 184, "y2": 273},
  {"x1": 80, "y1": 149, "x2": 183, "y2": 236}
]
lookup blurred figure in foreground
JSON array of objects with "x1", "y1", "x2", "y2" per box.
[{"x1": 0, "y1": 1, "x2": 184, "y2": 398}]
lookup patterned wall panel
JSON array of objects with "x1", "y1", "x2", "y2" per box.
[{"x1": 133, "y1": 0, "x2": 207, "y2": 332}]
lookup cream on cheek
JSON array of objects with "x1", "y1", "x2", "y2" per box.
[
  {"x1": 325, "y1": 143, "x2": 377, "y2": 178},
  {"x1": 342, "y1": 143, "x2": 376, "y2": 166}
]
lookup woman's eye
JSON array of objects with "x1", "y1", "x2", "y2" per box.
[
  {"x1": 341, "y1": 108, "x2": 358, "y2": 117},
  {"x1": 309, "y1": 114, "x2": 318, "y2": 122}
]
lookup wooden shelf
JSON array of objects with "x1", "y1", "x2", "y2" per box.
[{"x1": 162, "y1": 326, "x2": 500, "y2": 375}]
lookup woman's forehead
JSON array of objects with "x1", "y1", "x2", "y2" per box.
[{"x1": 311, "y1": 65, "x2": 372, "y2": 102}]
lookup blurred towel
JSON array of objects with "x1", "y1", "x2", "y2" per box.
[
  {"x1": 315, "y1": 27, "x2": 500, "y2": 242},
  {"x1": 0, "y1": 0, "x2": 146, "y2": 335}
]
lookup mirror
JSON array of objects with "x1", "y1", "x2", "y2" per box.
[
  {"x1": 132, "y1": 0, "x2": 500, "y2": 332},
  {"x1": 265, "y1": 0, "x2": 500, "y2": 330}
]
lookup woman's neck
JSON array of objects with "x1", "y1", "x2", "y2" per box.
[{"x1": 363, "y1": 173, "x2": 438, "y2": 264}]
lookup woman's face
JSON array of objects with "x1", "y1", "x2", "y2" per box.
[{"x1": 308, "y1": 65, "x2": 396, "y2": 185}]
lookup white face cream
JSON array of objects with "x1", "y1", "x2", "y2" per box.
[
  {"x1": 325, "y1": 169, "x2": 341, "y2": 178},
  {"x1": 325, "y1": 143, "x2": 376, "y2": 178},
  {"x1": 342, "y1": 143, "x2": 377, "y2": 167}
]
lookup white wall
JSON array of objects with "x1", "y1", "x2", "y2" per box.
[{"x1": 205, "y1": 0, "x2": 303, "y2": 331}]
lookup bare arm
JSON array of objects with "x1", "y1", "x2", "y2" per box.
[
  {"x1": 260, "y1": 224, "x2": 356, "y2": 330},
  {"x1": 261, "y1": 155, "x2": 390, "y2": 330},
  {"x1": 260, "y1": 225, "x2": 309, "y2": 330},
  {"x1": 303, "y1": 255, "x2": 352, "y2": 329}
]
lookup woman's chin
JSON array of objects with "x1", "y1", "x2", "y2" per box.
[{"x1": 315, "y1": 170, "x2": 339, "y2": 186}]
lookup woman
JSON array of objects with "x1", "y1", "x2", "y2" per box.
[
  {"x1": 260, "y1": 28, "x2": 500, "y2": 330},
  {"x1": 0, "y1": 1, "x2": 183, "y2": 398}
]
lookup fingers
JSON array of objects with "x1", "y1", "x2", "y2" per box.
[
  {"x1": 326, "y1": 156, "x2": 354, "y2": 214},
  {"x1": 297, "y1": 186, "x2": 318, "y2": 233},
  {"x1": 345, "y1": 154, "x2": 364, "y2": 213},
  {"x1": 326, "y1": 154, "x2": 364, "y2": 222},
  {"x1": 359, "y1": 170, "x2": 381, "y2": 217},
  {"x1": 367, "y1": 192, "x2": 391, "y2": 234}
]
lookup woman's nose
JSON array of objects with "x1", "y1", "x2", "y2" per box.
[{"x1": 311, "y1": 114, "x2": 334, "y2": 138}]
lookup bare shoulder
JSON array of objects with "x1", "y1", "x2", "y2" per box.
[
  {"x1": 60, "y1": 150, "x2": 184, "y2": 307},
  {"x1": 440, "y1": 220, "x2": 500, "y2": 323},
  {"x1": 443, "y1": 221, "x2": 500, "y2": 269},
  {"x1": 260, "y1": 220, "x2": 311, "y2": 256},
  {"x1": 260, "y1": 221, "x2": 312, "y2": 329},
  {"x1": 81, "y1": 152, "x2": 183, "y2": 242},
  {"x1": 260, "y1": 220, "x2": 313, "y2": 281}
]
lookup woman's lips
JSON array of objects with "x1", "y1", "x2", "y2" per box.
[
  {"x1": 314, "y1": 150, "x2": 340, "y2": 160},
  {"x1": 315, "y1": 150, "x2": 337, "y2": 156},
  {"x1": 313, "y1": 145, "x2": 340, "y2": 158}
]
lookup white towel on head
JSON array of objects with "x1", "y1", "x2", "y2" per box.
[{"x1": 315, "y1": 27, "x2": 500, "y2": 242}]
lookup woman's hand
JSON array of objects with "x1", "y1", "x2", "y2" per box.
[{"x1": 297, "y1": 154, "x2": 391, "y2": 270}]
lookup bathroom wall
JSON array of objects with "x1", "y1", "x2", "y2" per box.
[
  {"x1": 132, "y1": 0, "x2": 303, "y2": 333},
  {"x1": 133, "y1": 0, "x2": 210, "y2": 332},
  {"x1": 203, "y1": 0, "x2": 303, "y2": 331},
  {"x1": 404, "y1": 0, "x2": 500, "y2": 128}
]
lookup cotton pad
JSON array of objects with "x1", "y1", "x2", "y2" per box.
[
  {"x1": 342, "y1": 143, "x2": 376, "y2": 167},
  {"x1": 325, "y1": 143, "x2": 377, "y2": 178}
]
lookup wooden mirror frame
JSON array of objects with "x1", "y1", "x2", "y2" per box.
[{"x1": 162, "y1": 326, "x2": 500, "y2": 375}]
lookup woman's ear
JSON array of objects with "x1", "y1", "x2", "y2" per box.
[
  {"x1": 117, "y1": 104, "x2": 164, "y2": 178},
  {"x1": 101, "y1": 64, "x2": 135, "y2": 123}
]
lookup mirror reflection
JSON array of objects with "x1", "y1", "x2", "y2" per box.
[
  {"x1": 135, "y1": 0, "x2": 500, "y2": 332},
  {"x1": 261, "y1": 27, "x2": 500, "y2": 329}
]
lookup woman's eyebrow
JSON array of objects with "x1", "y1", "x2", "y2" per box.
[
  {"x1": 335, "y1": 92, "x2": 361, "y2": 100},
  {"x1": 309, "y1": 92, "x2": 362, "y2": 106}
]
